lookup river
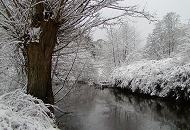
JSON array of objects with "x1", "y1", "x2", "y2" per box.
[{"x1": 55, "y1": 84, "x2": 190, "y2": 130}]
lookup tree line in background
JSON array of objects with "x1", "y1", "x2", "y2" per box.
[
  {"x1": 144, "y1": 12, "x2": 190, "y2": 60},
  {"x1": 92, "y1": 12, "x2": 190, "y2": 79},
  {"x1": 95, "y1": 12, "x2": 190, "y2": 70}
]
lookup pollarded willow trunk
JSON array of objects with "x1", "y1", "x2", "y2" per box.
[{"x1": 26, "y1": 20, "x2": 58, "y2": 105}]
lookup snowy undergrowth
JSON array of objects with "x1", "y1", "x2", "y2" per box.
[
  {"x1": 110, "y1": 56, "x2": 190, "y2": 101},
  {"x1": 0, "y1": 90, "x2": 59, "y2": 130}
]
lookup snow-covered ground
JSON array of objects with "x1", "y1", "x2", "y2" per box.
[
  {"x1": 0, "y1": 90, "x2": 59, "y2": 130},
  {"x1": 110, "y1": 55, "x2": 190, "y2": 101}
]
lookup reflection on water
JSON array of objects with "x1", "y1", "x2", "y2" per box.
[{"x1": 55, "y1": 85, "x2": 190, "y2": 130}]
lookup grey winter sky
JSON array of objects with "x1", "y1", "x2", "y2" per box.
[{"x1": 93, "y1": 0, "x2": 190, "y2": 46}]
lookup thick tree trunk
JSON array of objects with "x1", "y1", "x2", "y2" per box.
[{"x1": 26, "y1": 20, "x2": 58, "y2": 106}]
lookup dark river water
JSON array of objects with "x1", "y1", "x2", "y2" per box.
[{"x1": 55, "y1": 84, "x2": 190, "y2": 130}]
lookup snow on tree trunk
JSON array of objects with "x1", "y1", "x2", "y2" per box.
[{"x1": 26, "y1": 20, "x2": 57, "y2": 105}]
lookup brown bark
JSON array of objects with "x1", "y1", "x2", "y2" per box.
[
  {"x1": 31, "y1": 0, "x2": 44, "y2": 28},
  {"x1": 26, "y1": 20, "x2": 58, "y2": 106}
]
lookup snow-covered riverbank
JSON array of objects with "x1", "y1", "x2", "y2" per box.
[
  {"x1": 110, "y1": 56, "x2": 190, "y2": 101},
  {"x1": 0, "y1": 90, "x2": 59, "y2": 130}
]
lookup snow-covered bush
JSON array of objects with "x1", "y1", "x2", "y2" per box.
[
  {"x1": 0, "y1": 90, "x2": 59, "y2": 130},
  {"x1": 110, "y1": 56, "x2": 190, "y2": 101}
]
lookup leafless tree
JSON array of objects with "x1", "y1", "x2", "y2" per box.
[
  {"x1": 144, "y1": 12, "x2": 188, "y2": 60},
  {"x1": 106, "y1": 23, "x2": 140, "y2": 65}
]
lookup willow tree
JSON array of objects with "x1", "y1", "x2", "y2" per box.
[{"x1": 0, "y1": 0, "x2": 153, "y2": 104}]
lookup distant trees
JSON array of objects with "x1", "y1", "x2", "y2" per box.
[
  {"x1": 91, "y1": 23, "x2": 141, "y2": 81},
  {"x1": 176, "y1": 23, "x2": 190, "y2": 54},
  {"x1": 144, "y1": 12, "x2": 188, "y2": 60},
  {"x1": 106, "y1": 23, "x2": 141, "y2": 66},
  {"x1": 0, "y1": 0, "x2": 153, "y2": 105}
]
